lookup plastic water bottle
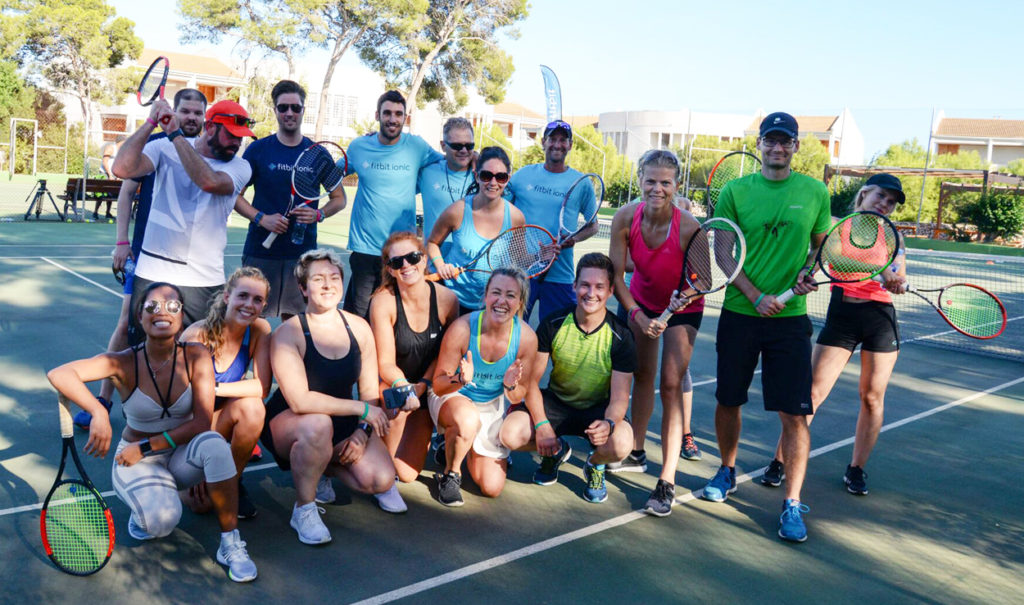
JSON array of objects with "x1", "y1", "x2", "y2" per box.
[
  {"x1": 124, "y1": 256, "x2": 136, "y2": 277},
  {"x1": 291, "y1": 221, "x2": 309, "y2": 245}
]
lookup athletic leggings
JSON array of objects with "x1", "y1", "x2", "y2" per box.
[{"x1": 111, "y1": 430, "x2": 235, "y2": 538}]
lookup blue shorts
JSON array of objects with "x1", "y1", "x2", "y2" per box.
[{"x1": 526, "y1": 280, "x2": 575, "y2": 323}]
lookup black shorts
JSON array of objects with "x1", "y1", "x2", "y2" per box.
[
  {"x1": 715, "y1": 309, "x2": 813, "y2": 415},
  {"x1": 538, "y1": 389, "x2": 609, "y2": 438},
  {"x1": 343, "y1": 251, "x2": 382, "y2": 319},
  {"x1": 242, "y1": 255, "x2": 305, "y2": 318},
  {"x1": 816, "y1": 288, "x2": 900, "y2": 353},
  {"x1": 260, "y1": 390, "x2": 358, "y2": 472},
  {"x1": 636, "y1": 302, "x2": 703, "y2": 331}
]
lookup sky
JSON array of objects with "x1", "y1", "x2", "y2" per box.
[{"x1": 109, "y1": 0, "x2": 1024, "y2": 162}]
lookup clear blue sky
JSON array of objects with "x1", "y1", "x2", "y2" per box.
[{"x1": 110, "y1": 0, "x2": 1023, "y2": 162}]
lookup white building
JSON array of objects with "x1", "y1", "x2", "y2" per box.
[{"x1": 930, "y1": 111, "x2": 1024, "y2": 168}]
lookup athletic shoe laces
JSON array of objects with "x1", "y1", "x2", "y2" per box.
[{"x1": 586, "y1": 465, "x2": 605, "y2": 489}]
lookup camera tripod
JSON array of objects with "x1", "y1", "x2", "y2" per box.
[{"x1": 23, "y1": 179, "x2": 65, "y2": 221}]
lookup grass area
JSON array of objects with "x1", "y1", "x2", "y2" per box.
[{"x1": 905, "y1": 236, "x2": 1024, "y2": 257}]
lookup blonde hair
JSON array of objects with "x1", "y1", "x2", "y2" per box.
[
  {"x1": 200, "y1": 266, "x2": 269, "y2": 355},
  {"x1": 484, "y1": 267, "x2": 530, "y2": 315},
  {"x1": 376, "y1": 231, "x2": 425, "y2": 296},
  {"x1": 853, "y1": 184, "x2": 884, "y2": 212}
]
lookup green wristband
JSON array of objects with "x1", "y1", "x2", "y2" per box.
[
  {"x1": 162, "y1": 431, "x2": 177, "y2": 450},
  {"x1": 391, "y1": 378, "x2": 409, "y2": 388},
  {"x1": 361, "y1": 401, "x2": 369, "y2": 420},
  {"x1": 534, "y1": 419, "x2": 551, "y2": 431},
  {"x1": 754, "y1": 293, "x2": 766, "y2": 307}
]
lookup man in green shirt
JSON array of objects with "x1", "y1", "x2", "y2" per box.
[{"x1": 702, "y1": 112, "x2": 831, "y2": 543}]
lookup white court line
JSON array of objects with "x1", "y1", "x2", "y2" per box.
[
  {"x1": 0, "y1": 243, "x2": 246, "y2": 248},
  {"x1": 41, "y1": 257, "x2": 121, "y2": 298},
  {"x1": 350, "y1": 374, "x2": 1024, "y2": 605},
  {"x1": 2, "y1": 254, "x2": 245, "y2": 260}
]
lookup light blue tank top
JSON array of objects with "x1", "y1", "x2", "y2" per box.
[
  {"x1": 446, "y1": 201, "x2": 511, "y2": 309},
  {"x1": 460, "y1": 311, "x2": 520, "y2": 402}
]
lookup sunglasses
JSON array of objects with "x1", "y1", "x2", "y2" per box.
[
  {"x1": 386, "y1": 251, "x2": 425, "y2": 270},
  {"x1": 143, "y1": 299, "x2": 183, "y2": 315},
  {"x1": 445, "y1": 142, "x2": 474, "y2": 152},
  {"x1": 478, "y1": 170, "x2": 510, "y2": 184},
  {"x1": 276, "y1": 103, "x2": 303, "y2": 114},
  {"x1": 213, "y1": 113, "x2": 256, "y2": 127}
]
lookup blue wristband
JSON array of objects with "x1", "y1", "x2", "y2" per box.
[
  {"x1": 754, "y1": 293, "x2": 766, "y2": 307},
  {"x1": 253, "y1": 211, "x2": 265, "y2": 225}
]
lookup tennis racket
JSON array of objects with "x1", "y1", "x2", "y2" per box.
[
  {"x1": 872, "y1": 270, "x2": 1007, "y2": 339},
  {"x1": 524, "y1": 172, "x2": 605, "y2": 317},
  {"x1": 656, "y1": 217, "x2": 746, "y2": 323},
  {"x1": 262, "y1": 141, "x2": 348, "y2": 248},
  {"x1": 706, "y1": 151, "x2": 761, "y2": 215},
  {"x1": 137, "y1": 56, "x2": 171, "y2": 125},
  {"x1": 776, "y1": 211, "x2": 900, "y2": 305},
  {"x1": 426, "y1": 224, "x2": 557, "y2": 282},
  {"x1": 40, "y1": 394, "x2": 115, "y2": 576}
]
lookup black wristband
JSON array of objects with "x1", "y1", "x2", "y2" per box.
[
  {"x1": 604, "y1": 418, "x2": 615, "y2": 434},
  {"x1": 139, "y1": 438, "x2": 153, "y2": 457},
  {"x1": 358, "y1": 422, "x2": 373, "y2": 436},
  {"x1": 167, "y1": 128, "x2": 184, "y2": 142},
  {"x1": 503, "y1": 383, "x2": 516, "y2": 391}
]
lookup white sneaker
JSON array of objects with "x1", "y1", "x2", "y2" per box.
[
  {"x1": 374, "y1": 484, "x2": 408, "y2": 514},
  {"x1": 290, "y1": 502, "x2": 331, "y2": 545},
  {"x1": 217, "y1": 529, "x2": 258, "y2": 582},
  {"x1": 315, "y1": 475, "x2": 336, "y2": 504},
  {"x1": 127, "y1": 513, "x2": 155, "y2": 541}
]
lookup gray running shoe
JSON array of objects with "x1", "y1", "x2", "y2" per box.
[
  {"x1": 642, "y1": 479, "x2": 675, "y2": 517},
  {"x1": 607, "y1": 450, "x2": 647, "y2": 474},
  {"x1": 435, "y1": 471, "x2": 464, "y2": 507}
]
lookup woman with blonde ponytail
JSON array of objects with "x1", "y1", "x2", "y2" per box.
[{"x1": 183, "y1": 266, "x2": 273, "y2": 519}]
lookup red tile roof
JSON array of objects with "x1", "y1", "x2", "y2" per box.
[
  {"x1": 935, "y1": 118, "x2": 1024, "y2": 139},
  {"x1": 137, "y1": 49, "x2": 243, "y2": 81}
]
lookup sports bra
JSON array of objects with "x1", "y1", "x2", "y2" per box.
[
  {"x1": 394, "y1": 282, "x2": 444, "y2": 382},
  {"x1": 123, "y1": 342, "x2": 195, "y2": 433},
  {"x1": 213, "y1": 325, "x2": 251, "y2": 383}
]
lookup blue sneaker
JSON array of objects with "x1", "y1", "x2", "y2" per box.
[
  {"x1": 701, "y1": 465, "x2": 737, "y2": 502},
  {"x1": 582, "y1": 459, "x2": 607, "y2": 503},
  {"x1": 533, "y1": 438, "x2": 571, "y2": 486},
  {"x1": 73, "y1": 396, "x2": 111, "y2": 430},
  {"x1": 778, "y1": 499, "x2": 809, "y2": 542}
]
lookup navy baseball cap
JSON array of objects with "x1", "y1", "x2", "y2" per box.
[
  {"x1": 543, "y1": 120, "x2": 572, "y2": 140},
  {"x1": 866, "y1": 173, "x2": 906, "y2": 204},
  {"x1": 759, "y1": 112, "x2": 799, "y2": 138}
]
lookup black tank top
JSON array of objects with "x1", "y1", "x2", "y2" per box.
[{"x1": 394, "y1": 282, "x2": 443, "y2": 382}]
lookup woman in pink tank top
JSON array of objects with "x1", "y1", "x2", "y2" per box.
[{"x1": 608, "y1": 150, "x2": 706, "y2": 516}]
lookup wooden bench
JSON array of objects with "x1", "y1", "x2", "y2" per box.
[{"x1": 59, "y1": 178, "x2": 126, "y2": 219}]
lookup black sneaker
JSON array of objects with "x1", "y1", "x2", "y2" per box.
[
  {"x1": 435, "y1": 471, "x2": 464, "y2": 507},
  {"x1": 642, "y1": 479, "x2": 676, "y2": 517},
  {"x1": 607, "y1": 450, "x2": 647, "y2": 474},
  {"x1": 844, "y1": 465, "x2": 868, "y2": 495},
  {"x1": 237, "y1": 480, "x2": 257, "y2": 520},
  {"x1": 532, "y1": 438, "x2": 571, "y2": 486},
  {"x1": 761, "y1": 459, "x2": 785, "y2": 487}
]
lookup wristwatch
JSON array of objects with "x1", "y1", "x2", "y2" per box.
[
  {"x1": 358, "y1": 422, "x2": 373, "y2": 437},
  {"x1": 139, "y1": 438, "x2": 153, "y2": 457},
  {"x1": 167, "y1": 128, "x2": 184, "y2": 142},
  {"x1": 604, "y1": 418, "x2": 615, "y2": 434}
]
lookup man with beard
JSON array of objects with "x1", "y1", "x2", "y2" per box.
[
  {"x1": 342, "y1": 90, "x2": 443, "y2": 317},
  {"x1": 75, "y1": 89, "x2": 208, "y2": 430},
  {"x1": 113, "y1": 98, "x2": 254, "y2": 332},
  {"x1": 417, "y1": 117, "x2": 475, "y2": 256},
  {"x1": 235, "y1": 80, "x2": 346, "y2": 319}
]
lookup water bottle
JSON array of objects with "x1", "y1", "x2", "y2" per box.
[
  {"x1": 124, "y1": 256, "x2": 136, "y2": 277},
  {"x1": 291, "y1": 220, "x2": 309, "y2": 245}
]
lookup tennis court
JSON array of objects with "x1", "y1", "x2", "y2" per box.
[{"x1": 0, "y1": 218, "x2": 1022, "y2": 603}]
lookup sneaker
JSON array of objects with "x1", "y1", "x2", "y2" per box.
[
  {"x1": 237, "y1": 480, "x2": 257, "y2": 520},
  {"x1": 680, "y1": 433, "x2": 702, "y2": 461},
  {"x1": 217, "y1": 529, "x2": 258, "y2": 582},
  {"x1": 761, "y1": 459, "x2": 785, "y2": 488},
  {"x1": 701, "y1": 465, "x2": 737, "y2": 502},
  {"x1": 643, "y1": 479, "x2": 676, "y2": 517},
  {"x1": 606, "y1": 450, "x2": 647, "y2": 474},
  {"x1": 434, "y1": 471, "x2": 464, "y2": 507},
  {"x1": 73, "y1": 396, "x2": 112, "y2": 430},
  {"x1": 315, "y1": 475, "x2": 336, "y2": 504},
  {"x1": 583, "y1": 459, "x2": 607, "y2": 504},
  {"x1": 249, "y1": 443, "x2": 263, "y2": 462},
  {"x1": 290, "y1": 502, "x2": 331, "y2": 544},
  {"x1": 127, "y1": 512, "x2": 155, "y2": 541},
  {"x1": 844, "y1": 465, "x2": 869, "y2": 495},
  {"x1": 374, "y1": 484, "x2": 408, "y2": 514},
  {"x1": 532, "y1": 438, "x2": 571, "y2": 486},
  {"x1": 778, "y1": 499, "x2": 809, "y2": 542}
]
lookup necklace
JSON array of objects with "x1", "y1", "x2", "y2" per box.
[
  {"x1": 445, "y1": 163, "x2": 472, "y2": 204},
  {"x1": 142, "y1": 341, "x2": 178, "y2": 418}
]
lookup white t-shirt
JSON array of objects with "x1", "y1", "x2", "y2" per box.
[{"x1": 136, "y1": 138, "x2": 251, "y2": 286}]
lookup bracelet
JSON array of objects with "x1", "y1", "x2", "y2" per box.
[
  {"x1": 534, "y1": 419, "x2": 551, "y2": 430},
  {"x1": 754, "y1": 293, "x2": 766, "y2": 307},
  {"x1": 419, "y1": 378, "x2": 432, "y2": 388},
  {"x1": 253, "y1": 211, "x2": 265, "y2": 225},
  {"x1": 138, "y1": 438, "x2": 153, "y2": 457},
  {"x1": 604, "y1": 418, "x2": 616, "y2": 434},
  {"x1": 167, "y1": 128, "x2": 184, "y2": 142},
  {"x1": 431, "y1": 255, "x2": 442, "y2": 265},
  {"x1": 503, "y1": 382, "x2": 516, "y2": 391},
  {"x1": 358, "y1": 422, "x2": 373, "y2": 436},
  {"x1": 316, "y1": 208, "x2": 325, "y2": 223},
  {"x1": 116, "y1": 240, "x2": 130, "y2": 246},
  {"x1": 145, "y1": 117, "x2": 158, "y2": 127},
  {"x1": 391, "y1": 378, "x2": 409, "y2": 388},
  {"x1": 162, "y1": 431, "x2": 177, "y2": 449},
  {"x1": 360, "y1": 401, "x2": 369, "y2": 420},
  {"x1": 628, "y1": 306, "x2": 642, "y2": 323}
]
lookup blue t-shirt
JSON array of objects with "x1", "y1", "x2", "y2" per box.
[
  {"x1": 130, "y1": 132, "x2": 168, "y2": 260},
  {"x1": 418, "y1": 158, "x2": 474, "y2": 241},
  {"x1": 507, "y1": 164, "x2": 595, "y2": 284},
  {"x1": 242, "y1": 134, "x2": 316, "y2": 259},
  {"x1": 344, "y1": 133, "x2": 443, "y2": 255}
]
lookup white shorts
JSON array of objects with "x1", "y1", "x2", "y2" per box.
[{"x1": 428, "y1": 390, "x2": 510, "y2": 459}]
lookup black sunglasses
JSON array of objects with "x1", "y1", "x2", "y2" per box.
[
  {"x1": 386, "y1": 251, "x2": 425, "y2": 270},
  {"x1": 213, "y1": 113, "x2": 256, "y2": 127},
  {"x1": 276, "y1": 103, "x2": 304, "y2": 114},
  {"x1": 478, "y1": 170, "x2": 509, "y2": 184},
  {"x1": 445, "y1": 141, "x2": 474, "y2": 152}
]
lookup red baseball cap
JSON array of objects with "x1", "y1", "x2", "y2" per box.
[{"x1": 206, "y1": 100, "x2": 256, "y2": 138}]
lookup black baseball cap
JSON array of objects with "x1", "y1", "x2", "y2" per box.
[
  {"x1": 543, "y1": 120, "x2": 572, "y2": 140},
  {"x1": 866, "y1": 173, "x2": 906, "y2": 204},
  {"x1": 759, "y1": 112, "x2": 799, "y2": 138}
]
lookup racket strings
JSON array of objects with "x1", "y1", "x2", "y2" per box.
[
  {"x1": 684, "y1": 226, "x2": 744, "y2": 294},
  {"x1": 939, "y1": 285, "x2": 1005, "y2": 338},
  {"x1": 821, "y1": 215, "x2": 897, "y2": 281},
  {"x1": 139, "y1": 60, "x2": 168, "y2": 102},
  {"x1": 487, "y1": 228, "x2": 556, "y2": 276},
  {"x1": 561, "y1": 174, "x2": 604, "y2": 237},
  {"x1": 708, "y1": 155, "x2": 759, "y2": 208},
  {"x1": 44, "y1": 483, "x2": 110, "y2": 573},
  {"x1": 294, "y1": 146, "x2": 345, "y2": 199}
]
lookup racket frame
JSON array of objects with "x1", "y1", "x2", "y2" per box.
[
  {"x1": 656, "y1": 217, "x2": 746, "y2": 323},
  {"x1": 426, "y1": 224, "x2": 556, "y2": 282},
  {"x1": 906, "y1": 282, "x2": 1007, "y2": 339},
  {"x1": 706, "y1": 151, "x2": 761, "y2": 215},
  {"x1": 263, "y1": 142, "x2": 348, "y2": 248},
  {"x1": 136, "y1": 56, "x2": 169, "y2": 107}
]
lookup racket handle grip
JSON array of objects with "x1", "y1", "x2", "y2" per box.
[
  {"x1": 656, "y1": 308, "x2": 672, "y2": 323},
  {"x1": 425, "y1": 268, "x2": 463, "y2": 283},
  {"x1": 57, "y1": 394, "x2": 74, "y2": 439},
  {"x1": 775, "y1": 288, "x2": 796, "y2": 304},
  {"x1": 262, "y1": 232, "x2": 278, "y2": 249}
]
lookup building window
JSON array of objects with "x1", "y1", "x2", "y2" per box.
[{"x1": 937, "y1": 143, "x2": 960, "y2": 155}]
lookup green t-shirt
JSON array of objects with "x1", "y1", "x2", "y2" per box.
[{"x1": 714, "y1": 172, "x2": 831, "y2": 317}]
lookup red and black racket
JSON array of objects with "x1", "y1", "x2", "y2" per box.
[
  {"x1": 137, "y1": 56, "x2": 171, "y2": 124},
  {"x1": 40, "y1": 394, "x2": 115, "y2": 575}
]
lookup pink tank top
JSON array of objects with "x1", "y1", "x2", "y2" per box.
[
  {"x1": 831, "y1": 219, "x2": 893, "y2": 303},
  {"x1": 628, "y1": 202, "x2": 704, "y2": 315}
]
